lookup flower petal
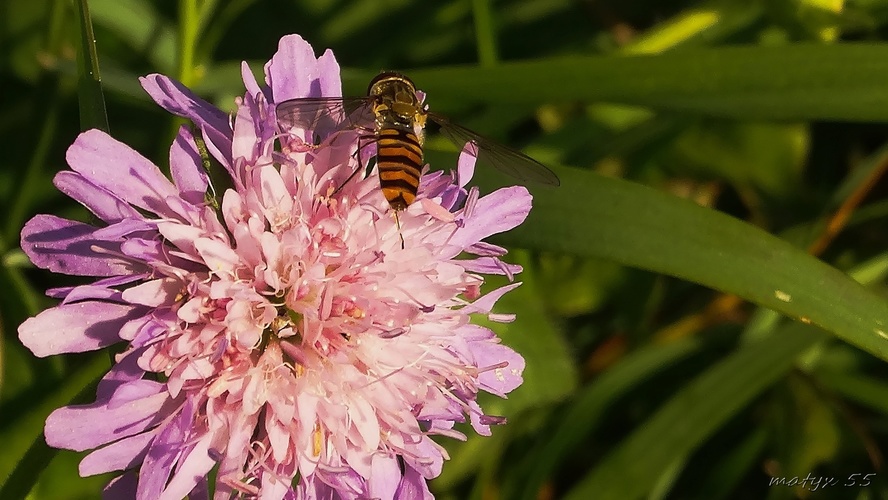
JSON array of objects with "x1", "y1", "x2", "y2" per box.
[
  {"x1": 457, "y1": 142, "x2": 478, "y2": 187},
  {"x1": 20, "y1": 215, "x2": 139, "y2": 277},
  {"x1": 395, "y1": 465, "x2": 433, "y2": 500},
  {"x1": 48, "y1": 274, "x2": 145, "y2": 303},
  {"x1": 241, "y1": 60, "x2": 264, "y2": 99},
  {"x1": 473, "y1": 342, "x2": 525, "y2": 396},
  {"x1": 458, "y1": 256, "x2": 522, "y2": 279},
  {"x1": 19, "y1": 301, "x2": 145, "y2": 357},
  {"x1": 265, "y1": 34, "x2": 341, "y2": 103},
  {"x1": 138, "y1": 399, "x2": 197, "y2": 500},
  {"x1": 170, "y1": 126, "x2": 209, "y2": 204},
  {"x1": 104, "y1": 471, "x2": 139, "y2": 499},
  {"x1": 54, "y1": 171, "x2": 142, "y2": 223},
  {"x1": 140, "y1": 74, "x2": 233, "y2": 169},
  {"x1": 96, "y1": 347, "x2": 151, "y2": 400},
  {"x1": 369, "y1": 454, "x2": 400, "y2": 500},
  {"x1": 158, "y1": 433, "x2": 217, "y2": 500},
  {"x1": 80, "y1": 431, "x2": 154, "y2": 476},
  {"x1": 121, "y1": 278, "x2": 182, "y2": 307},
  {"x1": 45, "y1": 381, "x2": 168, "y2": 451},
  {"x1": 462, "y1": 282, "x2": 522, "y2": 315},
  {"x1": 66, "y1": 129, "x2": 181, "y2": 218},
  {"x1": 446, "y1": 186, "x2": 532, "y2": 252}
]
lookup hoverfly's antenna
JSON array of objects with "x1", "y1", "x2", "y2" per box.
[{"x1": 394, "y1": 210, "x2": 405, "y2": 249}]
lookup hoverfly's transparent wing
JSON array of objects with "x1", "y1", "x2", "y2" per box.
[
  {"x1": 275, "y1": 97, "x2": 376, "y2": 134},
  {"x1": 428, "y1": 112, "x2": 560, "y2": 186}
]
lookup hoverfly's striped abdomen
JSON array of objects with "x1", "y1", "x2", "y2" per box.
[{"x1": 376, "y1": 127, "x2": 423, "y2": 211}]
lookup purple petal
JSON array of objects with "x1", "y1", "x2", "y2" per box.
[
  {"x1": 438, "y1": 182, "x2": 468, "y2": 213},
  {"x1": 52, "y1": 284, "x2": 121, "y2": 303},
  {"x1": 369, "y1": 454, "x2": 400, "y2": 500},
  {"x1": 472, "y1": 342, "x2": 525, "y2": 396},
  {"x1": 157, "y1": 433, "x2": 217, "y2": 500},
  {"x1": 395, "y1": 466, "x2": 434, "y2": 500},
  {"x1": 418, "y1": 170, "x2": 449, "y2": 196},
  {"x1": 138, "y1": 399, "x2": 196, "y2": 500},
  {"x1": 189, "y1": 477, "x2": 210, "y2": 500},
  {"x1": 198, "y1": 126, "x2": 232, "y2": 173},
  {"x1": 93, "y1": 218, "x2": 156, "y2": 240},
  {"x1": 315, "y1": 467, "x2": 364, "y2": 497},
  {"x1": 232, "y1": 92, "x2": 265, "y2": 164},
  {"x1": 465, "y1": 241, "x2": 508, "y2": 256},
  {"x1": 170, "y1": 126, "x2": 209, "y2": 205},
  {"x1": 241, "y1": 60, "x2": 264, "y2": 99},
  {"x1": 104, "y1": 471, "x2": 138, "y2": 499},
  {"x1": 119, "y1": 237, "x2": 204, "y2": 273},
  {"x1": 109, "y1": 380, "x2": 168, "y2": 409},
  {"x1": 130, "y1": 316, "x2": 171, "y2": 348},
  {"x1": 401, "y1": 436, "x2": 444, "y2": 479},
  {"x1": 80, "y1": 431, "x2": 154, "y2": 476},
  {"x1": 66, "y1": 130, "x2": 181, "y2": 218},
  {"x1": 457, "y1": 142, "x2": 478, "y2": 187},
  {"x1": 119, "y1": 314, "x2": 153, "y2": 342},
  {"x1": 258, "y1": 475, "x2": 291, "y2": 500},
  {"x1": 140, "y1": 74, "x2": 233, "y2": 169},
  {"x1": 468, "y1": 399, "x2": 493, "y2": 436},
  {"x1": 96, "y1": 347, "x2": 150, "y2": 400},
  {"x1": 315, "y1": 48, "x2": 342, "y2": 98},
  {"x1": 458, "y1": 257, "x2": 522, "y2": 279},
  {"x1": 121, "y1": 278, "x2": 182, "y2": 307},
  {"x1": 448, "y1": 186, "x2": 532, "y2": 252},
  {"x1": 19, "y1": 301, "x2": 144, "y2": 357},
  {"x1": 48, "y1": 274, "x2": 146, "y2": 302},
  {"x1": 54, "y1": 171, "x2": 141, "y2": 223},
  {"x1": 265, "y1": 34, "x2": 341, "y2": 103},
  {"x1": 462, "y1": 282, "x2": 522, "y2": 315},
  {"x1": 45, "y1": 381, "x2": 168, "y2": 451},
  {"x1": 21, "y1": 215, "x2": 139, "y2": 277},
  {"x1": 456, "y1": 324, "x2": 496, "y2": 342}
]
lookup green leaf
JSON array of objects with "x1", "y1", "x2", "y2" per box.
[
  {"x1": 815, "y1": 370, "x2": 888, "y2": 415},
  {"x1": 399, "y1": 44, "x2": 888, "y2": 121},
  {"x1": 89, "y1": 0, "x2": 177, "y2": 74},
  {"x1": 666, "y1": 120, "x2": 808, "y2": 197},
  {"x1": 487, "y1": 167, "x2": 888, "y2": 363},
  {"x1": 74, "y1": 0, "x2": 109, "y2": 133},
  {"x1": 694, "y1": 428, "x2": 769, "y2": 499},
  {"x1": 470, "y1": 0, "x2": 498, "y2": 66},
  {"x1": 515, "y1": 336, "x2": 705, "y2": 500},
  {"x1": 0, "y1": 354, "x2": 109, "y2": 498},
  {"x1": 780, "y1": 143, "x2": 888, "y2": 249},
  {"x1": 534, "y1": 254, "x2": 626, "y2": 316},
  {"x1": 771, "y1": 376, "x2": 840, "y2": 480},
  {"x1": 564, "y1": 323, "x2": 830, "y2": 500}
]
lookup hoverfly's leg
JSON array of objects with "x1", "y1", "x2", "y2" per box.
[
  {"x1": 332, "y1": 130, "x2": 377, "y2": 197},
  {"x1": 394, "y1": 210, "x2": 405, "y2": 250}
]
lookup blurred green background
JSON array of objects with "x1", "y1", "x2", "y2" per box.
[{"x1": 9, "y1": 0, "x2": 888, "y2": 498}]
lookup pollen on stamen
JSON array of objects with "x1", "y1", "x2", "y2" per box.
[{"x1": 312, "y1": 423, "x2": 323, "y2": 457}]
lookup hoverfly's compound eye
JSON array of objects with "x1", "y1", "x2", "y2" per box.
[{"x1": 367, "y1": 71, "x2": 413, "y2": 95}]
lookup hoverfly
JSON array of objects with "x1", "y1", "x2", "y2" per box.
[{"x1": 275, "y1": 72, "x2": 560, "y2": 212}]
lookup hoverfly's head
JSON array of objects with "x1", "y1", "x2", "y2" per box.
[
  {"x1": 368, "y1": 71, "x2": 423, "y2": 124},
  {"x1": 367, "y1": 71, "x2": 416, "y2": 96}
]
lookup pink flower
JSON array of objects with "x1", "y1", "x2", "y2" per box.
[{"x1": 18, "y1": 34, "x2": 530, "y2": 499}]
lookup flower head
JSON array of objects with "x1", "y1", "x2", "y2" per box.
[{"x1": 19, "y1": 34, "x2": 530, "y2": 499}]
